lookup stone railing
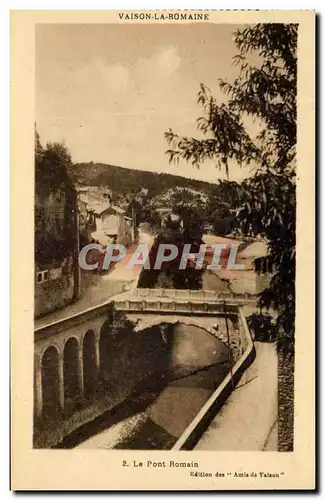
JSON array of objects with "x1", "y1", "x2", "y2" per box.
[
  {"x1": 133, "y1": 287, "x2": 257, "y2": 302},
  {"x1": 35, "y1": 292, "x2": 249, "y2": 341},
  {"x1": 114, "y1": 298, "x2": 240, "y2": 316},
  {"x1": 35, "y1": 284, "x2": 257, "y2": 345}
]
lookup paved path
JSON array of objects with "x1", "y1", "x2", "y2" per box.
[
  {"x1": 195, "y1": 341, "x2": 278, "y2": 451},
  {"x1": 104, "y1": 230, "x2": 153, "y2": 282},
  {"x1": 34, "y1": 276, "x2": 129, "y2": 329}
]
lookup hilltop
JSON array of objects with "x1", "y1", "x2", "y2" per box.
[{"x1": 68, "y1": 162, "x2": 215, "y2": 199}]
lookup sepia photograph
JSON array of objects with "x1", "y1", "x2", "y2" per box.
[
  {"x1": 11, "y1": 9, "x2": 315, "y2": 490},
  {"x1": 33, "y1": 20, "x2": 297, "y2": 452}
]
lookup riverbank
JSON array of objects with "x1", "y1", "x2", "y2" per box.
[{"x1": 73, "y1": 361, "x2": 231, "y2": 450}]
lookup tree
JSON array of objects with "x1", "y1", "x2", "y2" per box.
[
  {"x1": 106, "y1": 302, "x2": 136, "y2": 342},
  {"x1": 176, "y1": 205, "x2": 204, "y2": 243},
  {"x1": 165, "y1": 24, "x2": 297, "y2": 354},
  {"x1": 35, "y1": 131, "x2": 77, "y2": 265},
  {"x1": 138, "y1": 230, "x2": 204, "y2": 290},
  {"x1": 99, "y1": 303, "x2": 136, "y2": 384}
]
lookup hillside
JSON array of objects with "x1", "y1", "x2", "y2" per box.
[{"x1": 69, "y1": 162, "x2": 215, "y2": 198}]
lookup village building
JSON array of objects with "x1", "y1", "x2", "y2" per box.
[
  {"x1": 76, "y1": 185, "x2": 112, "y2": 205},
  {"x1": 89, "y1": 202, "x2": 133, "y2": 246},
  {"x1": 75, "y1": 185, "x2": 134, "y2": 246}
]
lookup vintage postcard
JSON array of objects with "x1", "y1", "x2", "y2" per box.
[{"x1": 11, "y1": 10, "x2": 315, "y2": 490}]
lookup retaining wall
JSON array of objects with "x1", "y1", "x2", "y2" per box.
[{"x1": 172, "y1": 307, "x2": 255, "y2": 450}]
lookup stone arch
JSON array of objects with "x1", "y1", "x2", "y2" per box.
[
  {"x1": 41, "y1": 345, "x2": 60, "y2": 417},
  {"x1": 82, "y1": 330, "x2": 97, "y2": 399},
  {"x1": 63, "y1": 337, "x2": 81, "y2": 403},
  {"x1": 168, "y1": 322, "x2": 231, "y2": 371},
  {"x1": 39, "y1": 341, "x2": 61, "y2": 361},
  {"x1": 99, "y1": 321, "x2": 111, "y2": 379}
]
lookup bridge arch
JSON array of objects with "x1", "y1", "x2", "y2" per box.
[
  {"x1": 41, "y1": 345, "x2": 61, "y2": 418},
  {"x1": 39, "y1": 341, "x2": 61, "y2": 361},
  {"x1": 82, "y1": 330, "x2": 98, "y2": 399},
  {"x1": 63, "y1": 337, "x2": 81, "y2": 404}
]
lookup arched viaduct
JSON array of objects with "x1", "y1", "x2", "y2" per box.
[{"x1": 34, "y1": 291, "x2": 250, "y2": 424}]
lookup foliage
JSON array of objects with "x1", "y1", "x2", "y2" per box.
[
  {"x1": 106, "y1": 302, "x2": 136, "y2": 342},
  {"x1": 210, "y1": 215, "x2": 238, "y2": 236},
  {"x1": 165, "y1": 24, "x2": 297, "y2": 353},
  {"x1": 137, "y1": 188, "x2": 207, "y2": 289},
  {"x1": 247, "y1": 312, "x2": 277, "y2": 342},
  {"x1": 138, "y1": 230, "x2": 204, "y2": 290},
  {"x1": 151, "y1": 187, "x2": 206, "y2": 241},
  {"x1": 126, "y1": 193, "x2": 161, "y2": 232},
  {"x1": 176, "y1": 206, "x2": 205, "y2": 243},
  {"x1": 207, "y1": 181, "x2": 242, "y2": 209},
  {"x1": 156, "y1": 186, "x2": 206, "y2": 209},
  {"x1": 35, "y1": 131, "x2": 78, "y2": 266},
  {"x1": 36, "y1": 139, "x2": 74, "y2": 192}
]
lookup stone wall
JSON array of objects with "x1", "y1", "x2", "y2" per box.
[
  {"x1": 278, "y1": 350, "x2": 294, "y2": 451},
  {"x1": 35, "y1": 273, "x2": 75, "y2": 318},
  {"x1": 172, "y1": 307, "x2": 255, "y2": 450}
]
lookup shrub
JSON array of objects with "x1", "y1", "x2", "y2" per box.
[{"x1": 247, "y1": 312, "x2": 277, "y2": 342}]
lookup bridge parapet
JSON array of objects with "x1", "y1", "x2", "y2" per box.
[
  {"x1": 114, "y1": 298, "x2": 239, "y2": 316},
  {"x1": 34, "y1": 290, "x2": 255, "y2": 340},
  {"x1": 134, "y1": 287, "x2": 257, "y2": 303}
]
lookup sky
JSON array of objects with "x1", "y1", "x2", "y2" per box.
[{"x1": 36, "y1": 23, "x2": 256, "y2": 184}]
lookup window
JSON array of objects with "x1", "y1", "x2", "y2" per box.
[{"x1": 36, "y1": 270, "x2": 49, "y2": 284}]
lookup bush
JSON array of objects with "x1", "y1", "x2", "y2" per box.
[{"x1": 247, "y1": 313, "x2": 277, "y2": 342}]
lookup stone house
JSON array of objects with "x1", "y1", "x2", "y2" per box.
[{"x1": 89, "y1": 202, "x2": 133, "y2": 246}]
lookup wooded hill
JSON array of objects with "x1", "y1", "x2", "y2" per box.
[{"x1": 68, "y1": 162, "x2": 215, "y2": 198}]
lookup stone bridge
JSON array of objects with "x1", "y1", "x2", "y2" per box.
[{"x1": 34, "y1": 289, "x2": 253, "y2": 444}]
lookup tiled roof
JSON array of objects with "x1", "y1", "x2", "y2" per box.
[{"x1": 88, "y1": 202, "x2": 126, "y2": 216}]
